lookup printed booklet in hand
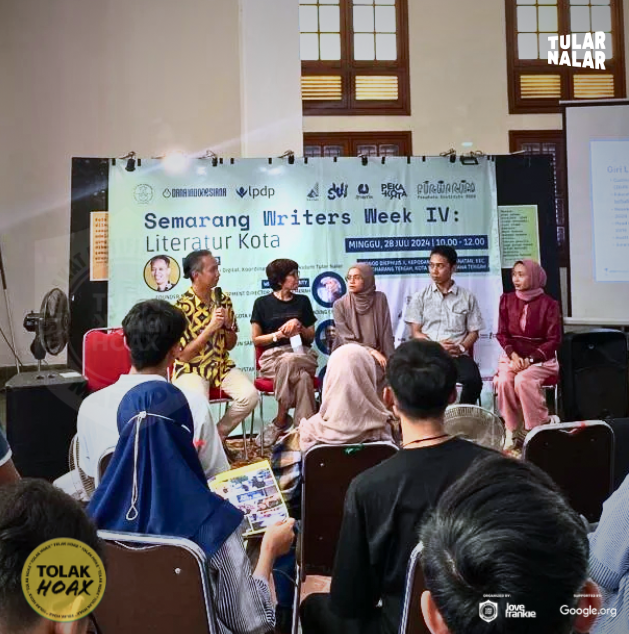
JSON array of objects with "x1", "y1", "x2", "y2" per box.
[{"x1": 209, "y1": 460, "x2": 289, "y2": 536}]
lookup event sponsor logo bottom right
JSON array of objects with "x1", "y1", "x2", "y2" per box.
[{"x1": 479, "y1": 596, "x2": 537, "y2": 621}]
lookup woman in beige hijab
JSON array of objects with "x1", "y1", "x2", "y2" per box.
[
  {"x1": 332, "y1": 263, "x2": 395, "y2": 392},
  {"x1": 299, "y1": 343, "x2": 395, "y2": 453}
]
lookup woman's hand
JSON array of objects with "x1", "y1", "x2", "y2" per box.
[
  {"x1": 369, "y1": 349, "x2": 387, "y2": 368},
  {"x1": 280, "y1": 319, "x2": 302, "y2": 337},
  {"x1": 509, "y1": 352, "x2": 530, "y2": 373}
]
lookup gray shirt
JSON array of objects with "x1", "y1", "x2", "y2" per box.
[{"x1": 404, "y1": 281, "x2": 484, "y2": 345}]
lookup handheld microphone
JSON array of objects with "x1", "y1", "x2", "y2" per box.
[{"x1": 214, "y1": 286, "x2": 224, "y2": 331}]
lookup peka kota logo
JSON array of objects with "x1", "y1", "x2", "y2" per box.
[
  {"x1": 381, "y1": 183, "x2": 407, "y2": 199},
  {"x1": 547, "y1": 32, "x2": 607, "y2": 69},
  {"x1": 21, "y1": 538, "x2": 106, "y2": 622}
]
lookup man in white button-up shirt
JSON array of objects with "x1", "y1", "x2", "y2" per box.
[
  {"x1": 404, "y1": 246, "x2": 484, "y2": 404},
  {"x1": 78, "y1": 300, "x2": 228, "y2": 484}
]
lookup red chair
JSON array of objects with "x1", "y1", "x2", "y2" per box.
[{"x1": 82, "y1": 328, "x2": 131, "y2": 393}]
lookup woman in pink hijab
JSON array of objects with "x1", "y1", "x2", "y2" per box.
[
  {"x1": 299, "y1": 343, "x2": 395, "y2": 452},
  {"x1": 332, "y1": 263, "x2": 394, "y2": 393},
  {"x1": 494, "y1": 260, "x2": 562, "y2": 450}
]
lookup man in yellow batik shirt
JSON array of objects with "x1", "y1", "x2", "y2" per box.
[{"x1": 173, "y1": 250, "x2": 259, "y2": 446}]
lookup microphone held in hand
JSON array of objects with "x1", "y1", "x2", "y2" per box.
[{"x1": 214, "y1": 286, "x2": 224, "y2": 331}]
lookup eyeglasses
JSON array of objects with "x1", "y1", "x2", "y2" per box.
[
  {"x1": 428, "y1": 262, "x2": 449, "y2": 270},
  {"x1": 346, "y1": 275, "x2": 363, "y2": 282}
]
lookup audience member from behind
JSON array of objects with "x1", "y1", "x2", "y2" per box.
[
  {"x1": 300, "y1": 340, "x2": 491, "y2": 634},
  {"x1": 88, "y1": 381, "x2": 294, "y2": 634},
  {"x1": 0, "y1": 428, "x2": 19, "y2": 486},
  {"x1": 77, "y1": 300, "x2": 227, "y2": 484},
  {"x1": 419, "y1": 453, "x2": 602, "y2": 634},
  {"x1": 299, "y1": 343, "x2": 394, "y2": 452},
  {"x1": 588, "y1": 471, "x2": 629, "y2": 633},
  {"x1": 0, "y1": 479, "x2": 103, "y2": 634}
]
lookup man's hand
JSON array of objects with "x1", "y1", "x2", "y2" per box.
[
  {"x1": 440, "y1": 339, "x2": 460, "y2": 356},
  {"x1": 369, "y1": 349, "x2": 388, "y2": 368},
  {"x1": 224, "y1": 329, "x2": 237, "y2": 350},
  {"x1": 261, "y1": 518, "x2": 296, "y2": 558},
  {"x1": 206, "y1": 307, "x2": 225, "y2": 334},
  {"x1": 280, "y1": 319, "x2": 302, "y2": 338}
]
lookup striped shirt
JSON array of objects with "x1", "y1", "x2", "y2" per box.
[
  {"x1": 589, "y1": 473, "x2": 629, "y2": 633},
  {"x1": 203, "y1": 528, "x2": 275, "y2": 634},
  {"x1": 173, "y1": 287, "x2": 237, "y2": 387}
]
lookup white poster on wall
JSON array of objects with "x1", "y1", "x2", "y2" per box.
[{"x1": 107, "y1": 157, "x2": 502, "y2": 381}]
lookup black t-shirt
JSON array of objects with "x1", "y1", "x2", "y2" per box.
[
  {"x1": 330, "y1": 438, "x2": 492, "y2": 634},
  {"x1": 250, "y1": 293, "x2": 316, "y2": 349}
]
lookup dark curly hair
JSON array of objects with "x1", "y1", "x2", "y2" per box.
[{"x1": 266, "y1": 259, "x2": 299, "y2": 291}]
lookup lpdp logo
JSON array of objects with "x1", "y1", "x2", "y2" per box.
[
  {"x1": 479, "y1": 600, "x2": 498, "y2": 623},
  {"x1": 235, "y1": 185, "x2": 275, "y2": 199}
]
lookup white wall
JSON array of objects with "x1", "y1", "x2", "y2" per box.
[
  {"x1": 0, "y1": 0, "x2": 243, "y2": 366},
  {"x1": 239, "y1": 0, "x2": 303, "y2": 158}
]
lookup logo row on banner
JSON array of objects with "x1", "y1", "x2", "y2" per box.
[{"x1": 132, "y1": 179, "x2": 477, "y2": 204}]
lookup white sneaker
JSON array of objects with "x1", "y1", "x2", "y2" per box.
[{"x1": 254, "y1": 416, "x2": 293, "y2": 448}]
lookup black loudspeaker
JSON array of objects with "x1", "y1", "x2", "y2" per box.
[
  {"x1": 6, "y1": 370, "x2": 87, "y2": 481},
  {"x1": 559, "y1": 329, "x2": 629, "y2": 421}
]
